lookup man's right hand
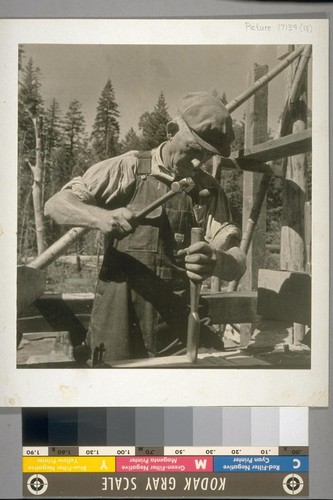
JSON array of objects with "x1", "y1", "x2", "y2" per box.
[
  {"x1": 98, "y1": 207, "x2": 137, "y2": 239},
  {"x1": 45, "y1": 191, "x2": 137, "y2": 240}
]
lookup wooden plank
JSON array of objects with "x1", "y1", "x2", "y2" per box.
[
  {"x1": 202, "y1": 292, "x2": 259, "y2": 324},
  {"x1": 238, "y1": 128, "x2": 311, "y2": 162},
  {"x1": 257, "y1": 269, "x2": 311, "y2": 325},
  {"x1": 110, "y1": 350, "x2": 269, "y2": 368},
  {"x1": 17, "y1": 266, "x2": 46, "y2": 315}
]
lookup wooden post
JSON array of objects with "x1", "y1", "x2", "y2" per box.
[
  {"x1": 280, "y1": 46, "x2": 308, "y2": 342},
  {"x1": 304, "y1": 201, "x2": 311, "y2": 275},
  {"x1": 239, "y1": 64, "x2": 268, "y2": 346},
  {"x1": 211, "y1": 155, "x2": 222, "y2": 293}
]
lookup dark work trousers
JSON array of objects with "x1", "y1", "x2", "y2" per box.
[{"x1": 86, "y1": 153, "x2": 223, "y2": 364}]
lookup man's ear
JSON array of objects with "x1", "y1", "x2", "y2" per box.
[{"x1": 166, "y1": 121, "x2": 179, "y2": 139}]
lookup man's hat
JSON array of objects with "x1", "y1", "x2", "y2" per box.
[{"x1": 178, "y1": 91, "x2": 235, "y2": 157}]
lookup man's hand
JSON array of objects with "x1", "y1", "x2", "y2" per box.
[
  {"x1": 98, "y1": 207, "x2": 137, "y2": 239},
  {"x1": 177, "y1": 241, "x2": 217, "y2": 282}
]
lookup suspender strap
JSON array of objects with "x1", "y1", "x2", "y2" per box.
[{"x1": 137, "y1": 151, "x2": 152, "y2": 175}]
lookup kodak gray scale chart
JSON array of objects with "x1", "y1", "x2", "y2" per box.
[{"x1": 22, "y1": 407, "x2": 309, "y2": 497}]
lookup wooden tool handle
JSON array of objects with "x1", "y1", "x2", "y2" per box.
[
  {"x1": 135, "y1": 189, "x2": 177, "y2": 219},
  {"x1": 187, "y1": 227, "x2": 204, "y2": 363},
  {"x1": 190, "y1": 227, "x2": 204, "y2": 246},
  {"x1": 190, "y1": 227, "x2": 204, "y2": 312}
]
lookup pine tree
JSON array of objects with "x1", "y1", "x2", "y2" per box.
[
  {"x1": 120, "y1": 127, "x2": 141, "y2": 153},
  {"x1": 61, "y1": 99, "x2": 86, "y2": 179},
  {"x1": 63, "y1": 100, "x2": 86, "y2": 157},
  {"x1": 18, "y1": 57, "x2": 44, "y2": 156},
  {"x1": 42, "y1": 99, "x2": 63, "y2": 202},
  {"x1": 18, "y1": 45, "x2": 24, "y2": 72},
  {"x1": 91, "y1": 79, "x2": 120, "y2": 161},
  {"x1": 44, "y1": 99, "x2": 62, "y2": 154},
  {"x1": 138, "y1": 91, "x2": 171, "y2": 150}
]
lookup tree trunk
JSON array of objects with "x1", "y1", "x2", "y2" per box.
[{"x1": 30, "y1": 118, "x2": 47, "y2": 255}]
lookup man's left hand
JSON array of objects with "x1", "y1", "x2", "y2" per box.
[{"x1": 177, "y1": 242, "x2": 217, "y2": 282}]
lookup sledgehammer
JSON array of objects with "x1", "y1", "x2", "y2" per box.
[{"x1": 28, "y1": 177, "x2": 193, "y2": 271}]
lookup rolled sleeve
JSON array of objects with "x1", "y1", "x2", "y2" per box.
[
  {"x1": 209, "y1": 221, "x2": 242, "y2": 251},
  {"x1": 62, "y1": 151, "x2": 139, "y2": 208},
  {"x1": 61, "y1": 176, "x2": 95, "y2": 203},
  {"x1": 193, "y1": 170, "x2": 241, "y2": 252}
]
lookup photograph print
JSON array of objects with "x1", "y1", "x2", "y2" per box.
[{"x1": 17, "y1": 42, "x2": 314, "y2": 371}]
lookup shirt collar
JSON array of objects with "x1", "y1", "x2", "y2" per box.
[{"x1": 151, "y1": 142, "x2": 175, "y2": 184}]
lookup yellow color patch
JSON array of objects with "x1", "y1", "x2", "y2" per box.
[{"x1": 23, "y1": 456, "x2": 116, "y2": 473}]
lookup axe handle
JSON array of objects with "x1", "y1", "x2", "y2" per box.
[{"x1": 135, "y1": 189, "x2": 178, "y2": 219}]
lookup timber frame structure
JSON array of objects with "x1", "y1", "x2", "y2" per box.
[{"x1": 17, "y1": 45, "x2": 312, "y2": 368}]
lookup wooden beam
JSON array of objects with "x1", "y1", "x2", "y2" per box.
[
  {"x1": 257, "y1": 270, "x2": 311, "y2": 325},
  {"x1": 202, "y1": 291, "x2": 259, "y2": 324},
  {"x1": 237, "y1": 128, "x2": 311, "y2": 162},
  {"x1": 213, "y1": 129, "x2": 311, "y2": 176},
  {"x1": 217, "y1": 157, "x2": 284, "y2": 176}
]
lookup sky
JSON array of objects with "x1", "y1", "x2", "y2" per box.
[{"x1": 21, "y1": 44, "x2": 312, "y2": 140}]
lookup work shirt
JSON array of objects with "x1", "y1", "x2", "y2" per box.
[
  {"x1": 63, "y1": 144, "x2": 241, "y2": 252},
  {"x1": 63, "y1": 145, "x2": 241, "y2": 364}
]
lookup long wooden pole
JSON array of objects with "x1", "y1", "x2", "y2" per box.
[
  {"x1": 228, "y1": 171, "x2": 272, "y2": 293},
  {"x1": 226, "y1": 45, "x2": 306, "y2": 113}
]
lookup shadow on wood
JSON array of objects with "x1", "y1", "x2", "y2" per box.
[
  {"x1": 17, "y1": 266, "x2": 46, "y2": 316},
  {"x1": 257, "y1": 269, "x2": 311, "y2": 325}
]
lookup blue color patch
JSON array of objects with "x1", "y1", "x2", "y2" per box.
[{"x1": 214, "y1": 456, "x2": 308, "y2": 473}]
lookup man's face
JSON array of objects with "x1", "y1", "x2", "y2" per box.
[{"x1": 168, "y1": 128, "x2": 214, "y2": 179}]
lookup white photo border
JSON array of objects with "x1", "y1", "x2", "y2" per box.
[{"x1": 0, "y1": 18, "x2": 329, "y2": 407}]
